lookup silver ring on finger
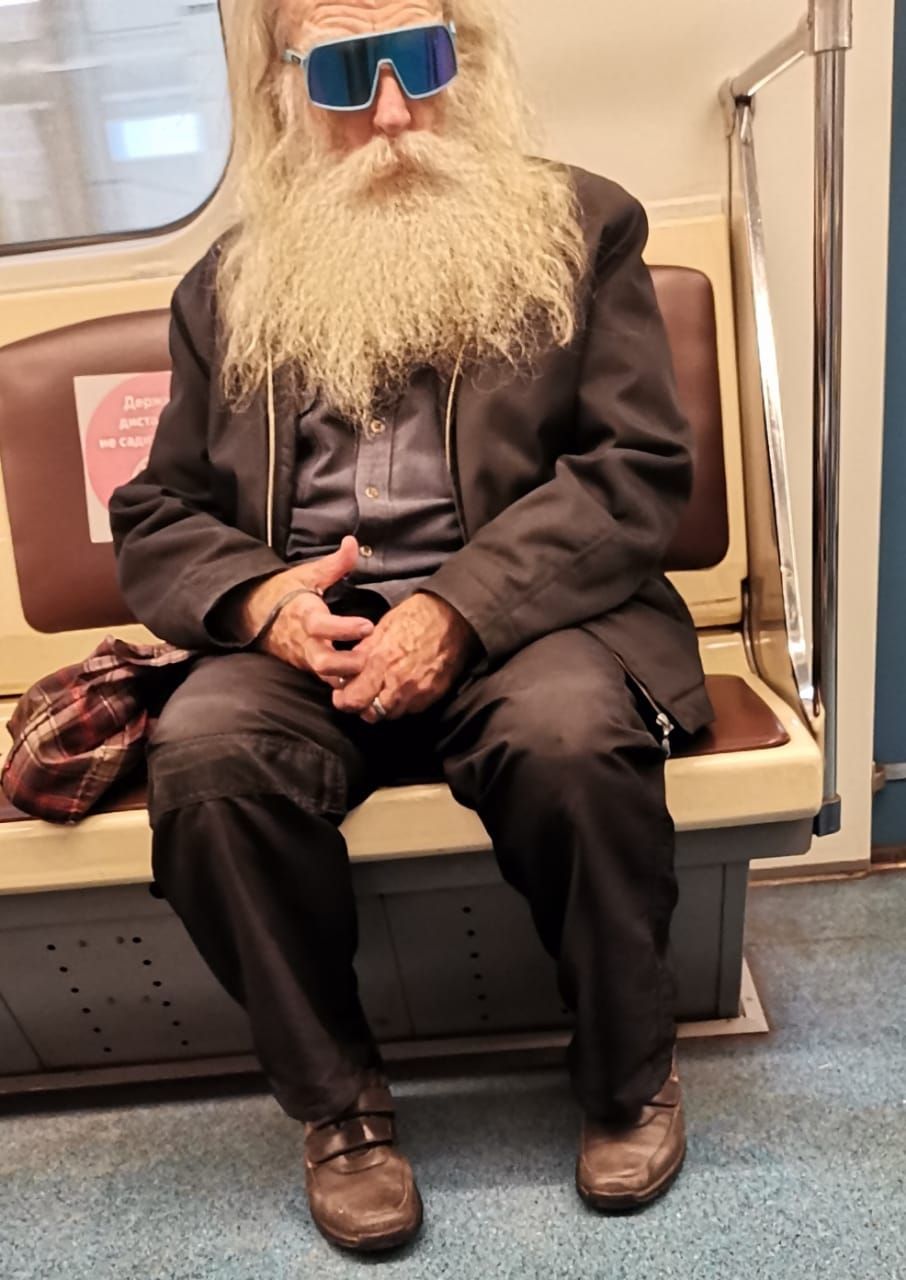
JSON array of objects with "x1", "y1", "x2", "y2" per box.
[{"x1": 372, "y1": 696, "x2": 388, "y2": 720}]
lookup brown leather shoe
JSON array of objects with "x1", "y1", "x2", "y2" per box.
[
  {"x1": 576, "y1": 1056, "x2": 686, "y2": 1211},
  {"x1": 303, "y1": 1082, "x2": 422, "y2": 1252}
]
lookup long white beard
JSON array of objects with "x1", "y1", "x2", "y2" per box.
[{"x1": 218, "y1": 128, "x2": 586, "y2": 428}]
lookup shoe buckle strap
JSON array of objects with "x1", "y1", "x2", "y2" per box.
[
  {"x1": 652, "y1": 1077, "x2": 681, "y2": 1108},
  {"x1": 307, "y1": 1113, "x2": 395, "y2": 1165},
  {"x1": 345, "y1": 1085, "x2": 395, "y2": 1117}
]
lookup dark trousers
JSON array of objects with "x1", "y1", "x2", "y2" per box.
[{"x1": 147, "y1": 628, "x2": 678, "y2": 1124}]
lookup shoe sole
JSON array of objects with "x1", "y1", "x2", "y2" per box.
[
  {"x1": 313, "y1": 1187, "x2": 424, "y2": 1253},
  {"x1": 576, "y1": 1145, "x2": 686, "y2": 1214}
]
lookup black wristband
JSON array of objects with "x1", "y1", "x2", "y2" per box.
[{"x1": 250, "y1": 585, "x2": 323, "y2": 648}]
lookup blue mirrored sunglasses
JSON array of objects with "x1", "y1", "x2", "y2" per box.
[{"x1": 282, "y1": 22, "x2": 458, "y2": 112}]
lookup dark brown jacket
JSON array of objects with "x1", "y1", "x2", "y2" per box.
[{"x1": 109, "y1": 168, "x2": 712, "y2": 734}]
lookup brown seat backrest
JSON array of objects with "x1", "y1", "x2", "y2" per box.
[
  {"x1": 653, "y1": 266, "x2": 729, "y2": 572},
  {"x1": 0, "y1": 311, "x2": 168, "y2": 634},
  {"x1": 0, "y1": 267, "x2": 728, "y2": 635}
]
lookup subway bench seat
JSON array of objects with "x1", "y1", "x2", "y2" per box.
[
  {"x1": 0, "y1": 255, "x2": 824, "y2": 1085},
  {"x1": 0, "y1": 667, "x2": 819, "y2": 1077}
]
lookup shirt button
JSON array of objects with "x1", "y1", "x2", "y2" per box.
[
  {"x1": 370, "y1": 419, "x2": 386, "y2": 435},
  {"x1": 360, "y1": 545, "x2": 374, "y2": 558},
  {"x1": 365, "y1": 486, "x2": 380, "y2": 500}
]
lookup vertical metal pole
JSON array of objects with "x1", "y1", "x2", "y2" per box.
[{"x1": 812, "y1": 27, "x2": 849, "y2": 835}]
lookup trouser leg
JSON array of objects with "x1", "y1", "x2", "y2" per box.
[
  {"x1": 152, "y1": 795, "x2": 381, "y2": 1121},
  {"x1": 147, "y1": 652, "x2": 379, "y2": 1122},
  {"x1": 438, "y1": 630, "x2": 678, "y2": 1118}
]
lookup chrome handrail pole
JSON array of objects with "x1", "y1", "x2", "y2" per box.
[
  {"x1": 724, "y1": 0, "x2": 851, "y2": 836},
  {"x1": 811, "y1": 8, "x2": 850, "y2": 833},
  {"x1": 734, "y1": 102, "x2": 814, "y2": 715},
  {"x1": 728, "y1": 19, "x2": 809, "y2": 102}
]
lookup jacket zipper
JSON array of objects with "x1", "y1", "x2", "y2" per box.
[
  {"x1": 444, "y1": 349, "x2": 467, "y2": 538},
  {"x1": 266, "y1": 356, "x2": 277, "y2": 550},
  {"x1": 614, "y1": 653, "x2": 675, "y2": 757}
]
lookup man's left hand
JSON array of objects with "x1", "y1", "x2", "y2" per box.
[{"x1": 332, "y1": 593, "x2": 477, "y2": 722}]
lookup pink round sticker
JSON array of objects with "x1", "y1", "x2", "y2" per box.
[{"x1": 83, "y1": 371, "x2": 172, "y2": 508}]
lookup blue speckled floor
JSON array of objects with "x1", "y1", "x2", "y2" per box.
[{"x1": 2, "y1": 872, "x2": 905, "y2": 1280}]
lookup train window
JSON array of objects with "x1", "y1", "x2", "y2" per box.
[{"x1": 0, "y1": 0, "x2": 231, "y2": 254}]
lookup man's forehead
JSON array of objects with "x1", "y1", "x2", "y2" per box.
[{"x1": 290, "y1": 0, "x2": 444, "y2": 42}]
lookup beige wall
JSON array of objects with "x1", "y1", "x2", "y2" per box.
[{"x1": 511, "y1": 0, "x2": 894, "y2": 873}]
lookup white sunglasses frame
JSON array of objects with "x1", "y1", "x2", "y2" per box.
[{"x1": 281, "y1": 21, "x2": 458, "y2": 113}]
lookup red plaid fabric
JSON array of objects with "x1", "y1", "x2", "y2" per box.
[{"x1": 1, "y1": 637, "x2": 195, "y2": 825}]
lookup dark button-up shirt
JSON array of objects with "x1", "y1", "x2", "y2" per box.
[{"x1": 285, "y1": 368, "x2": 464, "y2": 606}]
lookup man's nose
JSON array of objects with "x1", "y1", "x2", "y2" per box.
[{"x1": 372, "y1": 67, "x2": 412, "y2": 137}]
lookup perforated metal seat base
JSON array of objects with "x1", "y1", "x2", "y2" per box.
[{"x1": 0, "y1": 820, "x2": 810, "y2": 1085}]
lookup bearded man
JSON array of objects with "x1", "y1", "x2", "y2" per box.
[{"x1": 110, "y1": 0, "x2": 713, "y2": 1253}]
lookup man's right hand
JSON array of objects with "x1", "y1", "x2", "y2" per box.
[{"x1": 231, "y1": 536, "x2": 375, "y2": 683}]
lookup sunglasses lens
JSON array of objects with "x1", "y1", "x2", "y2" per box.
[
  {"x1": 305, "y1": 27, "x2": 457, "y2": 110},
  {"x1": 307, "y1": 40, "x2": 378, "y2": 109},
  {"x1": 388, "y1": 26, "x2": 458, "y2": 97}
]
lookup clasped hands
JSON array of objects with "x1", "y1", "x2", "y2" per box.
[{"x1": 235, "y1": 536, "x2": 476, "y2": 723}]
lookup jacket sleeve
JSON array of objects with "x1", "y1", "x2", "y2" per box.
[
  {"x1": 109, "y1": 265, "x2": 286, "y2": 650},
  {"x1": 425, "y1": 196, "x2": 693, "y2": 661}
]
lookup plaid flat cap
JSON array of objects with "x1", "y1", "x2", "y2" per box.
[{"x1": 1, "y1": 636, "x2": 195, "y2": 825}]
